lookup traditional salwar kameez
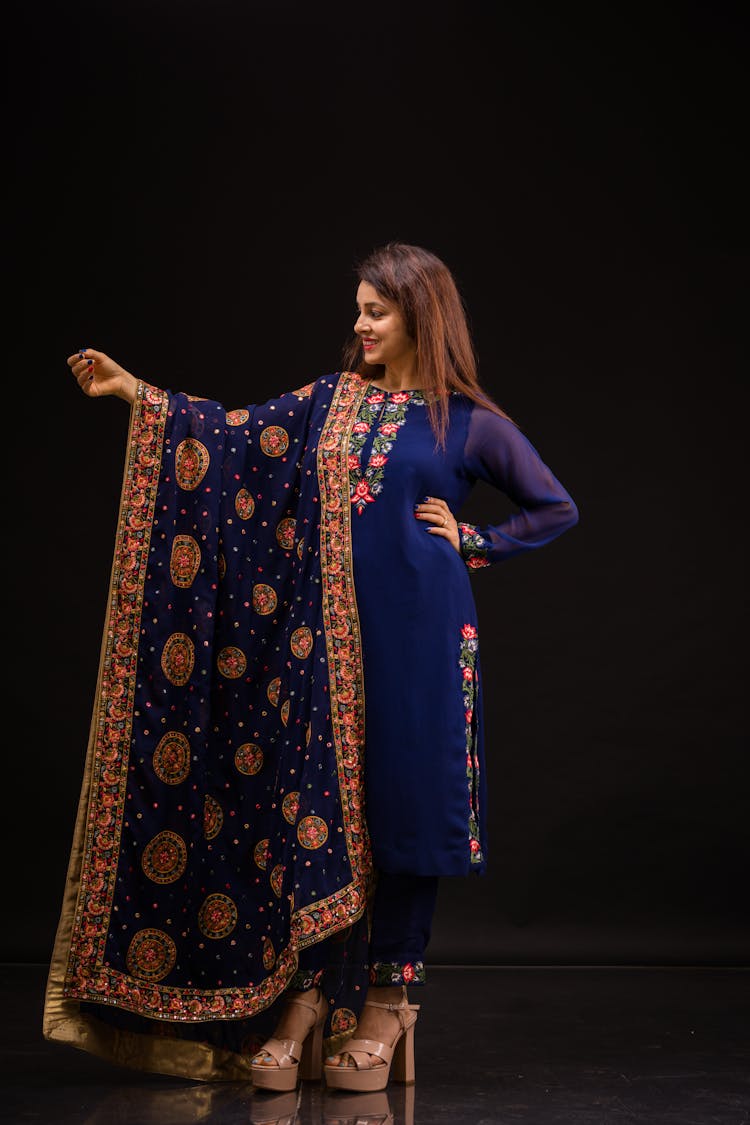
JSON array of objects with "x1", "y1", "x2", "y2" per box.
[{"x1": 43, "y1": 369, "x2": 577, "y2": 1079}]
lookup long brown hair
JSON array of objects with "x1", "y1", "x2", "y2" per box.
[{"x1": 341, "y1": 241, "x2": 513, "y2": 449}]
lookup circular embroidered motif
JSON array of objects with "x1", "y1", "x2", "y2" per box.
[
  {"x1": 297, "y1": 815, "x2": 328, "y2": 850},
  {"x1": 253, "y1": 838, "x2": 270, "y2": 870},
  {"x1": 262, "y1": 935, "x2": 276, "y2": 969},
  {"x1": 161, "y1": 633, "x2": 195, "y2": 686},
  {"x1": 175, "y1": 437, "x2": 210, "y2": 490},
  {"x1": 330, "y1": 1007, "x2": 357, "y2": 1035},
  {"x1": 252, "y1": 583, "x2": 277, "y2": 616},
  {"x1": 217, "y1": 646, "x2": 247, "y2": 679},
  {"x1": 280, "y1": 699, "x2": 290, "y2": 727},
  {"x1": 282, "y1": 791, "x2": 300, "y2": 824},
  {"x1": 170, "y1": 534, "x2": 201, "y2": 588},
  {"x1": 234, "y1": 743, "x2": 263, "y2": 776},
  {"x1": 198, "y1": 893, "x2": 238, "y2": 940},
  {"x1": 267, "y1": 677, "x2": 281, "y2": 707},
  {"x1": 270, "y1": 864, "x2": 284, "y2": 898},
  {"x1": 259, "y1": 426, "x2": 289, "y2": 457},
  {"x1": 218, "y1": 553, "x2": 226, "y2": 580},
  {"x1": 226, "y1": 408, "x2": 250, "y2": 425},
  {"x1": 141, "y1": 830, "x2": 187, "y2": 885},
  {"x1": 204, "y1": 794, "x2": 223, "y2": 841},
  {"x1": 126, "y1": 928, "x2": 177, "y2": 982},
  {"x1": 275, "y1": 517, "x2": 296, "y2": 549},
  {"x1": 152, "y1": 731, "x2": 191, "y2": 785},
  {"x1": 290, "y1": 626, "x2": 313, "y2": 659},
  {"x1": 235, "y1": 488, "x2": 255, "y2": 520}
]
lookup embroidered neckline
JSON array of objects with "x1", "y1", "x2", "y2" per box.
[
  {"x1": 349, "y1": 385, "x2": 427, "y2": 513},
  {"x1": 365, "y1": 382, "x2": 425, "y2": 396},
  {"x1": 364, "y1": 380, "x2": 461, "y2": 398}
]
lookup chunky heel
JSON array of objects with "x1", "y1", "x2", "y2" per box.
[
  {"x1": 390, "y1": 1020, "x2": 415, "y2": 1084},
  {"x1": 298, "y1": 1014, "x2": 324, "y2": 1081}
]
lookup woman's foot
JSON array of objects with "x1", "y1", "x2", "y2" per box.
[
  {"x1": 252, "y1": 985, "x2": 323, "y2": 1070},
  {"x1": 250, "y1": 983, "x2": 327, "y2": 1090},
  {"x1": 325, "y1": 985, "x2": 406, "y2": 1070}
]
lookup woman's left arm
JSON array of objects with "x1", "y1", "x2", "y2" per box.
[{"x1": 457, "y1": 405, "x2": 579, "y2": 569}]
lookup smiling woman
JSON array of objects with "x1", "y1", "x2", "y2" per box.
[{"x1": 45, "y1": 241, "x2": 578, "y2": 1094}]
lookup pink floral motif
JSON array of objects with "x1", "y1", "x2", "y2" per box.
[{"x1": 459, "y1": 624, "x2": 483, "y2": 866}]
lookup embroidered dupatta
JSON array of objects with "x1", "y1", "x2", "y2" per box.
[{"x1": 43, "y1": 371, "x2": 375, "y2": 1080}]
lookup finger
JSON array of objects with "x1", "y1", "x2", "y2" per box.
[
  {"x1": 415, "y1": 501, "x2": 448, "y2": 517},
  {"x1": 68, "y1": 347, "x2": 106, "y2": 366},
  {"x1": 72, "y1": 358, "x2": 95, "y2": 380},
  {"x1": 418, "y1": 496, "x2": 451, "y2": 513}
]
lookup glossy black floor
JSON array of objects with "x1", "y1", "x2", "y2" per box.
[{"x1": 2, "y1": 964, "x2": 748, "y2": 1124}]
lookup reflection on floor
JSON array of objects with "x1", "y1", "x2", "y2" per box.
[{"x1": 2, "y1": 964, "x2": 748, "y2": 1124}]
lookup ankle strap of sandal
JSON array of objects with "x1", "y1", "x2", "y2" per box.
[
  {"x1": 364, "y1": 997, "x2": 421, "y2": 1012},
  {"x1": 284, "y1": 986, "x2": 323, "y2": 1017}
]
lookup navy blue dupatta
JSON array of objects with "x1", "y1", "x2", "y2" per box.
[{"x1": 44, "y1": 371, "x2": 376, "y2": 1079}]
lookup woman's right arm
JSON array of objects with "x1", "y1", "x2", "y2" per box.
[{"x1": 67, "y1": 347, "x2": 139, "y2": 404}]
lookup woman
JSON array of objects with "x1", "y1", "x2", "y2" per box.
[{"x1": 45, "y1": 242, "x2": 578, "y2": 1094}]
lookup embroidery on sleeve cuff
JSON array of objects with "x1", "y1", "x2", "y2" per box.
[{"x1": 458, "y1": 522, "x2": 491, "y2": 569}]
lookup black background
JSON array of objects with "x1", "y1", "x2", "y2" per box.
[{"x1": 6, "y1": 1, "x2": 747, "y2": 965}]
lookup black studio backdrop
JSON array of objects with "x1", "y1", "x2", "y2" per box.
[{"x1": 6, "y1": 1, "x2": 747, "y2": 964}]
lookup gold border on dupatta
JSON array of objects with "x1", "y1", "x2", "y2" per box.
[{"x1": 312, "y1": 371, "x2": 373, "y2": 887}]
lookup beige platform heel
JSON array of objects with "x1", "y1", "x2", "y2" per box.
[
  {"x1": 323, "y1": 986, "x2": 420, "y2": 1092},
  {"x1": 250, "y1": 985, "x2": 327, "y2": 1091}
]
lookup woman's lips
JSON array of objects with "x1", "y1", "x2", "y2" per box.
[{"x1": 362, "y1": 340, "x2": 377, "y2": 350}]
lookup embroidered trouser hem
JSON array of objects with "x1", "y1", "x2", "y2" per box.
[{"x1": 291, "y1": 871, "x2": 439, "y2": 988}]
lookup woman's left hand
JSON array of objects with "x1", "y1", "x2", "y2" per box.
[{"x1": 415, "y1": 496, "x2": 460, "y2": 553}]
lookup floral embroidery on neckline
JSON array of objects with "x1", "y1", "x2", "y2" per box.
[
  {"x1": 366, "y1": 382, "x2": 425, "y2": 396},
  {"x1": 364, "y1": 381, "x2": 461, "y2": 400},
  {"x1": 349, "y1": 386, "x2": 427, "y2": 513}
]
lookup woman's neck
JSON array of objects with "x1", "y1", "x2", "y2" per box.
[{"x1": 367, "y1": 361, "x2": 422, "y2": 392}]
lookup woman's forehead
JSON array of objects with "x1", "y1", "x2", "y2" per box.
[{"x1": 356, "y1": 280, "x2": 390, "y2": 306}]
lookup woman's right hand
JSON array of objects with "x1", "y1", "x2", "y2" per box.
[{"x1": 67, "y1": 347, "x2": 138, "y2": 404}]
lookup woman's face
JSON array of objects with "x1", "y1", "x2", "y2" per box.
[{"x1": 354, "y1": 281, "x2": 415, "y2": 369}]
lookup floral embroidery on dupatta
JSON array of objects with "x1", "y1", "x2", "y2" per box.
[
  {"x1": 315, "y1": 371, "x2": 374, "y2": 895},
  {"x1": 349, "y1": 387, "x2": 427, "y2": 514},
  {"x1": 459, "y1": 623, "x2": 483, "y2": 865}
]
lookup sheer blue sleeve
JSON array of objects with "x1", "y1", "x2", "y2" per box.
[{"x1": 458, "y1": 404, "x2": 579, "y2": 569}]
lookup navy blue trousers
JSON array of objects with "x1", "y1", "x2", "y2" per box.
[{"x1": 290, "y1": 872, "x2": 439, "y2": 988}]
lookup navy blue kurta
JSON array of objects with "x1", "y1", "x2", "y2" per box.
[{"x1": 347, "y1": 382, "x2": 578, "y2": 877}]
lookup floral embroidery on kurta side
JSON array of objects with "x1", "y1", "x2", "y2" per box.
[
  {"x1": 458, "y1": 522, "x2": 492, "y2": 569},
  {"x1": 459, "y1": 623, "x2": 483, "y2": 865},
  {"x1": 349, "y1": 388, "x2": 427, "y2": 514}
]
